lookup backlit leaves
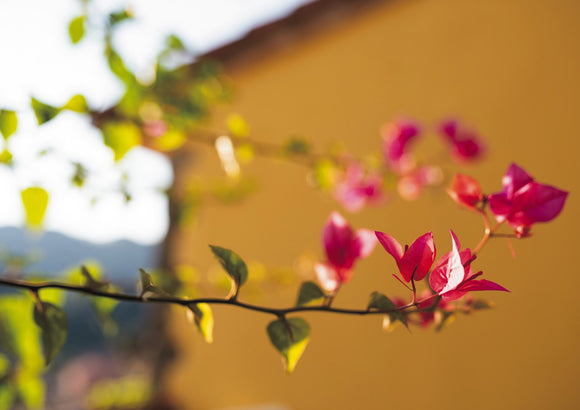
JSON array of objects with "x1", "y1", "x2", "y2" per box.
[
  {"x1": 0, "y1": 109, "x2": 18, "y2": 139},
  {"x1": 21, "y1": 187, "x2": 49, "y2": 229},
  {"x1": 32, "y1": 301, "x2": 67, "y2": 365},
  {"x1": 188, "y1": 303, "x2": 214, "y2": 343},
  {"x1": 209, "y1": 245, "x2": 248, "y2": 296},
  {"x1": 295, "y1": 281, "x2": 325, "y2": 307},
  {"x1": 68, "y1": 16, "x2": 86, "y2": 44},
  {"x1": 266, "y1": 317, "x2": 310, "y2": 374},
  {"x1": 31, "y1": 97, "x2": 60, "y2": 125},
  {"x1": 102, "y1": 122, "x2": 142, "y2": 161},
  {"x1": 63, "y1": 94, "x2": 89, "y2": 113}
]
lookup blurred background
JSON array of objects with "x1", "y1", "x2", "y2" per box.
[{"x1": 1, "y1": 0, "x2": 579, "y2": 409}]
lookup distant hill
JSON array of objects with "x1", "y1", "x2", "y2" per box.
[{"x1": 0, "y1": 226, "x2": 160, "y2": 281}]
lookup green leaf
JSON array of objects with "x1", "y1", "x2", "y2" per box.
[
  {"x1": 62, "y1": 94, "x2": 88, "y2": 113},
  {"x1": 109, "y1": 9, "x2": 133, "y2": 26},
  {"x1": 68, "y1": 16, "x2": 85, "y2": 44},
  {"x1": 472, "y1": 299, "x2": 494, "y2": 310},
  {"x1": 312, "y1": 159, "x2": 338, "y2": 190},
  {"x1": 226, "y1": 113, "x2": 249, "y2": 138},
  {"x1": 81, "y1": 265, "x2": 109, "y2": 291},
  {"x1": 0, "y1": 109, "x2": 18, "y2": 139},
  {"x1": 0, "y1": 296, "x2": 44, "y2": 371},
  {"x1": 0, "y1": 382, "x2": 15, "y2": 410},
  {"x1": 295, "y1": 281, "x2": 325, "y2": 307},
  {"x1": 188, "y1": 303, "x2": 214, "y2": 343},
  {"x1": 266, "y1": 317, "x2": 310, "y2": 374},
  {"x1": 209, "y1": 245, "x2": 248, "y2": 290},
  {"x1": 30, "y1": 97, "x2": 60, "y2": 125},
  {"x1": 21, "y1": 187, "x2": 49, "y2": 229},
  {"x1": 102, "y1": 121, "x2": 142, "y2": 161},
  {"x1": 367, "y1": 292, "x2": 407, "y2": 329},
  {"x1": 138, "y1": 268, "x2": 167, "y2": 299},
  {"x1": 367, "y1": 291, "x2": 397, "y2": 311},
  {"x1": 14, "y1": 367, "x2": 45, "y2": 409},
  {"x1": 283, "y1": 137, "x2": 310, "y2": 156},
  {"x1": 32, "y1": 302, "x2": 67, "y2": 365},
  {"x1": 106, "y1": 47, "x2": 135, "y2": 85}
]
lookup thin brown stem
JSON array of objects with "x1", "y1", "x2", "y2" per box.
[
  {"x1": 473, "y1": 209, "x2": 504, "y2": 255},
  {"x1": 0, "y1": 277, "x2": 437, "y2": 318}
]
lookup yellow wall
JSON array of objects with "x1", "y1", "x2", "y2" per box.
[{"x1": 166, "y1": 0, "x2": 580, "y2": 408}]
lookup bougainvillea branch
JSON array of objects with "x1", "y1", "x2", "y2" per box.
[{"x1": 0, "y1": 161, "x2": 568, "y2": 374}]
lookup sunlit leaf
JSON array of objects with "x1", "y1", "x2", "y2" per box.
[
  {"x1": 21, "y1": 187, "x2": 49, "y2": 229},
  {"x1": 0, "y1": 382, "x2": 15, "y2": 410},
  {"x1": 81, "y1": 265, "x2": 109, "y2": 291},
  {"x1": 109, "y1": 9, "x2": 133, "y2": 26},
  {"x1": 32, "y1": 302, "x2": 67, "y2": 365},
  {"x1": 188, "y1": 303, "x2": 214, "y2": 343},
  {"x1": 63, "y1": 94, "x2": 88, "y2": 113},
  {"x1": 209, "y1": 245, "x2": 248, "y2": 291},
  {"x1": 31, "y1": 97, "x2": 60, "y2": 125},
  {"x1": 0, "y1": 109, "x2": 18, "y2": 139},
  {"x1": 15, "y1": 367, "x2": 45, "y2": 409},
  {"x1": 102, "y1": 122, "x2": 141, "y2": 161},
  {"x1": 0, "y1": 296, "x2": 44, "y2": 371},
  {"x1": 152, "y1": 129, "x2": 186, "y2": 152},
  {"x1": 295, "y1": 281, "x2": 325, "y2": 307},
  {"x1": 236, "y1": 143, "x2": 254, "y2": 164},
  {"x1": 311, "y1": 159, "x2": 338, "y2": 190},
  {"x1": 85, "y1": 375, "x2": 151, "y2": 410},
  {"x1": 68, "y1": 16, "x2": 85, "y2": 44},
  {"x1": 226, "y1": 113, "x2": 249, "y2": 138},
  {"x1": 0, "y1": 148, "x2": 13, "y2": 165},
  {"x1": 266, "y1": 317, "x2": 310, "y2": 374},
  {"x1": 72, "y1": 162, "x2": 87, "y2": 187},
  {"x1": 106, "y1": 47, "x2": 135, "y2": 85}
]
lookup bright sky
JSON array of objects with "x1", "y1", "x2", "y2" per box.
[{"x1": 0, "y1": 0, "x2": 312, "y2": 245}]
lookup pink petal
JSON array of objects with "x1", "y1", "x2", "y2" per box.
[
  {"x1": 513, "y1": 182, "x2": 568, "y2": 224},
  {"x1": 447, "y1": 174, "x2": 482, "y2": 208},
  {"x1": 459, "y1": 279, "x2": 509, "y2": 293},
  {"x1": 323, "y1": 212, "x2": 355, "y2": 269},
  {"x1": 438, "y1": 231, "x2": 465, "y2": 294},
  {"x1": 488, "y1": 192, "x2": 511, "y2": 223},
  {"x1": 314, "y1": 263, "x2": 341, "y2": 293},
  {"x1": 503, "y1": 163, "x2": 533, "y2": 199},
  {"x1": 353, "y1": 229, "x2": 378, "y2": 259},
  {"x1": 398, "y1": 231, "x2": 435, "y2": 281},
  {"x1": 375, "y1": 231, "x2": 404, "y2": 263}
]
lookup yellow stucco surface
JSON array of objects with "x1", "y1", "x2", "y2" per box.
[{"x1": 165, "y1": 0, "x2": 580, "y2": 408}]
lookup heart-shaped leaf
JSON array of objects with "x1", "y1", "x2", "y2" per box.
[
  {"x1": 267, "y1": 317, "x2": 309, "y2": 374},
  {"x1": 209, "y1": 245, "x2": 248, "y2": 294},
  {"x1": 295, "y1": 281, "x2": 325, "y2": 307},
  {"x1": 32, "y1": 302, "x2": 67, "y2": 365},
  {"x1": 188, "y1": 303, "x2": 214, "y2": 343}
]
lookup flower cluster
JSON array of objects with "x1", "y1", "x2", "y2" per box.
[
  {"x1": 448, "y1": 163, "x2": 568, "y2": 237},
  {"x1": 332, "y1": 118, "x2": 485, "y2": 210},
  {"x1": 315, "y1": 163, "x2": 567, "y2": 331}
]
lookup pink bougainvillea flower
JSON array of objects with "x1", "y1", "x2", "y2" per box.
[
  {"x1": 429, "y1": 230, "x2": 508, "y2": 301},
  {"x1": 333, "y1": 162, "x2": 383, "y2": 212},
  {"x1": 439, "y1": 119, "x2": 485, "y2": 162},
  {"x1": 488, "y1": 163, "x2": 568, "y2": 236},
  {"x1": 382, "y1": 119, "x2": 420, "y2": 170},
  {"x1": 375, "y1": 231, "x2": 435, "y2": 282},
  {"x1": 315, "y1": 212, "x2": 377, "y2": 292},
  {"x1": 447, "y1": 173, "x2": 483, "y2": 209}
]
